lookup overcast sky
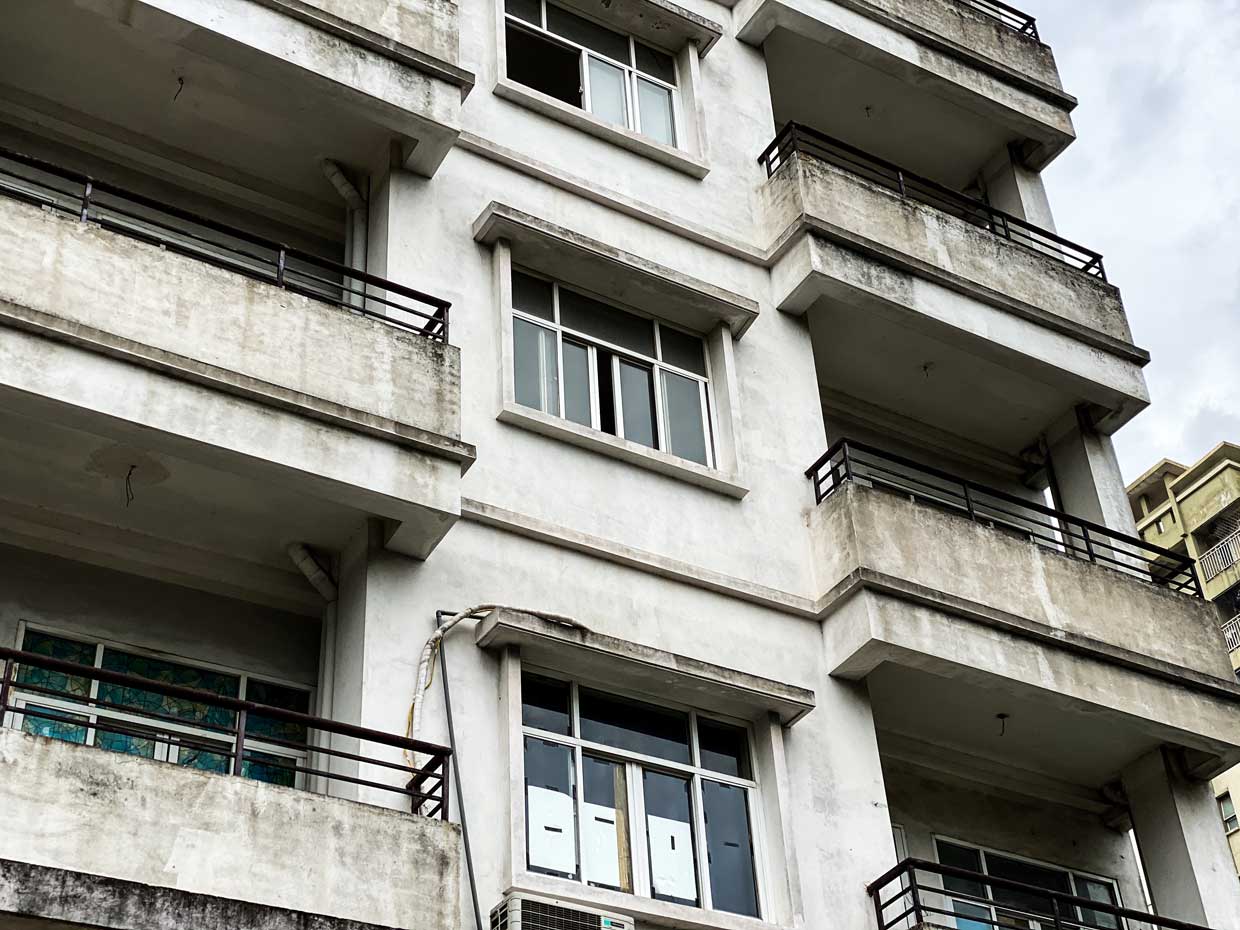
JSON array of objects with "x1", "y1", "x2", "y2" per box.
[{"x1": 1020, "y1": 0, "x2": 1240, "y2": 481}]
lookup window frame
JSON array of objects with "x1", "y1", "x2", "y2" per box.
[
  {"x1": 1220, "y1": 792, "x2": 1239, "y2": 834},
  {"x1": 7, "y1": 620, "x2": 314, "y2": 787},
  {"x1": 503, "y1": 0, "x2": 682, "y2": 148},
  {"x1": 510, "y1": 268, "x2": 718, "y2": 468},
  {"x1": 519, "y1": 666, "x2": 767, "y2": 918},
  {"x1": 932, "y1": 835, "x2": 1124, "y2": 930}
]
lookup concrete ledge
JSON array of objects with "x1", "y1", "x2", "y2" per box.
[
  {"x1": 476, "y1": 607, "x2": 816, "y2": 724},
  {"x1": 548, "y1": 0, "x2": 724, "y2": 55},
  {"x1": 474, "y1": 202, "x2": 758, "y2": 337},
  {"x1": 0, "y1": 858, "x2": 404, "y2": 930}
]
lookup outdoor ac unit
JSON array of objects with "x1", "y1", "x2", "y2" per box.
[{"x1": 490, "y1": 893, "x2": 632, "y2": 930}]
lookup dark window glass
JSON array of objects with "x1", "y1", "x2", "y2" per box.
[
  {"x1": 513, "y1": 316, "x2": 559, "y2": 414},
  {"x1": 505, "y1": 0, "x2": 541, "y2": 25},
  {"x1": 507, "y1": 23, "x2": 582, "y2": 108},
  {"x1": 597, "y1": 348, "x2": 617, "y2": 435},
  {"x1": 698, "y1": 718, "x2": 751, "y2": 778},
  {"x1": 177, "y1": 740, "x2": 231, "y2": 774},
  {"x1": 524, "y1": 737, "x2": 579, "y2": 878},
  {"x1": 702, "y1": 780, "x2": 758, "y2": 917},
  {"x1": 579, "y1": 688, "x2": 689, "y2": 762},
  {"x1": 21, "y1": 705, "x2": 88, "y2": 744},
  {"x1": 245, "y1": 679, "x2": 311, "y2": 744},
  {"x1": 582, "y1": 754, "x2": 632, "y2": 891},
  {"x1": 619, "y1": 360, "x2": 657, "y2": 449},
  {"x1": 98, "y1": 649, "x2": 238, "y2": 729},
  {"x1": 546, "y1": 3, "x2": 629, "y2": 62},
  {"x1": 635, "y1": 41, "x2": 676, "y2": 82},
  {"x1": 563, "y1": 338, "x2": 592, "y2": 426},
  {"x1": 661, "y1": 371, "x2": 707, "y2": 465},
  {"x1": 18, "y1": 630, "x2": 95, "y2": 700},
  {"x1": 1075, "y1": 877, "x2": 1119, "y2": 930},
  {"x1": 643, "y1": 770, "x2": 698, "y2": 905},
  {"x1": 512, "y1": 270, "x2": 555, "y2": 321},
  {"x1": 244, "y1": 750, "x2": 298, "y2": 787},
  {"x1": 96, "y1": 724, "x2": 158, "y2": 760},
  {"x1": 522, "y1": 673, "x2": 572, "y2": 735},
  {"x1": 559, "y1": 288, "x2": 655, "y2": 356},
  {"x1": 987, "y1": 854, "x2": 1071, "y2": 917},
  {"x1": 937, "y1": 841, "x2": 987, "y2": 898},
  {"x1": 659, "y1": 326, "x2": 706, "y2": 375}
]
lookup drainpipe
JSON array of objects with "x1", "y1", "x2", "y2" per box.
[
  {"x1": 320, "y1": 160, "x2": 368, "y2": 309},
  {"x1": 288, "y1": 543, "x2": 339, "y2": 794}
]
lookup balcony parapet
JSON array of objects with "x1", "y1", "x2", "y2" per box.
[{"x1": 1223, "y1": 614, "x2": 1240, "y2": 654}]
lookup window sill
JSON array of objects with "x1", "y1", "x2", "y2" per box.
[
  {"x1": 494, "y1": 78, "x2": 710, "y2": 179},
  {"x1": 497, "y1": 402, "x2": 748, "y2": 499},
  {"x1": 511, "y1": 871, "x2": 778, "y2": 930}
]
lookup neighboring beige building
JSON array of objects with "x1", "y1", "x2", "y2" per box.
[{"x1": 1129, "y1": 444, "x2": 1240, "y2": 875}]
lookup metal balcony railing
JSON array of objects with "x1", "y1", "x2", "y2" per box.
[
  {"x1": 0, "y1": 646, "x2": 451, "y2": 818},
  {"x1": 0, "y1": 146, "x2": 451, "y2": 342},
  {"x1": 807, "y1": 439, "x2": 1202, "y2": 598},
  {"x1": 961, "y1": 0, "x2": 1040, "y2": 40},
  {"x1": 1199, "y1": 530, "x2": 1240, "y2": 583},
  {"x1": 870, "y1": 859, "x2": 1211, "y2": 930},
  {"x1": 1222, "y1": 614, "x2": 1240, "y2": 653},
  {"x1": 758, "y1": 123, "x2": 1106, "y2": 281}
]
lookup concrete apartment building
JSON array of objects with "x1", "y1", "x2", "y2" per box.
[
  {"x1": 1, "y1": 0, "x2": 1239, "y2": 929},
  {"x1": 1129, "y1": 443, "x2": 1240, "y2": 877}
]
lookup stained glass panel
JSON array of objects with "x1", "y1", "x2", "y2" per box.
[
  {"x1": 98, "y1": 649, "x2": 238, "y2": 729},
  {"x1": 17, "y1": 631, "x2": 95, "y2": 701},
  {"x1": 21, "y1": 705, "x2": 88, "y2": 744},
  {"x1": 96, "y1": 727, "x2": 157, "y2": 759},
  {"x1": 243, "y1": 750, "x2": 298, "y2": 787},
  {"x1": 244, "y1": 679, "x2": 311, "y2": 745},
  {"x1": 176, "y1": 740, "x2": 231, "y2": 774}
]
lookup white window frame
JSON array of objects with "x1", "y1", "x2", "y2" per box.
[
  {"x1": 520, "y1": 667, "x2": 767, "y2": 918},
  {"x1": 511, "y1": 269, "x2": 718, "y2": 468},
  {"x1": 1220, "y1": 792, "x2": 1239, "y2": 834},
  {"x1": 6, "y1": 621, "x2": 312, "y2": 787},
  {"x1": 931, "y1": 835, "x2": 1124, "y2": 930},
  {"x1": 503, "y1": 0, "x2": 682, "y2": 147}
]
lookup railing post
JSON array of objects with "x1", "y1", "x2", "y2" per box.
[
  {"x1": 896, "y1": 169, "x2": 907, "y2": 198},
  {"x1": 275, "y1": 247, "x2": 287, "y2": 288},
  {"x1": 0, "y1": 656, "x2": 13, "y2": 726},
  {"x1": 841, "y1": 442, "x2": 854, "y2": 485},
  {"x1": 79, "y1": 178, "x2": 93, "y2": 222},
  {"x1": 1050, "y1": 896, "x2": 1063, "y2": 930},
  {"x1": 964, "y1": 484, "x2": 977, "y2": 521},
  {"x1": 1082, "y1": 525, "x2": 1096, "y2": 564},
  {"x1": 440, "y1": 753, "x2": 451, "y2": 821},
  {"x1": 232, "y1": 709, "x2": 247, "y2": 777},
  {"x1": 907, "y1": 869, "x2": 923, "y2": 925}
]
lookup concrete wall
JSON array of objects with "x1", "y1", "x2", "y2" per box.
[
  {"x1": 293, "y1": 0, "x2": 461, "y2": 63},
  {"x1": 0, "y1": 728, "x2": 460, "y2": 930}
]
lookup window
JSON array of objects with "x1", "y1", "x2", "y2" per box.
[
  {"x1": 1220, "y1": 793, "x2": 1239, "y2": 834},
  {"x1": 511, "y1": 269, "x2": 715, "y2": 467},
  {"x1": 935, "y1": 840, "x2": 1121, "y2": 930},
  {"x1": 504, "y1": 0, "x2": 679, "y2": 146},
  {"x1": 8, "y1": 628, "x2": 311, "y2": 788},
  {"x1": 521, "y1": 672, "x2": 761, "y2": 917}
]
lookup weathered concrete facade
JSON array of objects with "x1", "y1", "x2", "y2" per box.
[{"x1": 1, "y1": 1, "x2": 1239, "y2": 930}]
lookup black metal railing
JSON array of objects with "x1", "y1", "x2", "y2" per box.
[
  {"x1": 0, "y1": 146, "x2": 451, "y2": 342},
  {"x1": 961, "y1": 0, "x2": 1040, "y2": 40},
  {"x1": 870, "y1": 859, "x2": 1208, "y2": 930},
  {"x1": 807, "y1": 439, "x2": 1201, "y2": 598},
  {"x1": 758, "y1": 123, "x2": 1106, "y2": 281},
  {"x1": 0, "y1": 646, "x2": 451, "y2": 819}
]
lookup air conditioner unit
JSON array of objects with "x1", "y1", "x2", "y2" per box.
[{"x1": 490, "y1": 893, "x2": 632, "y2": 930}]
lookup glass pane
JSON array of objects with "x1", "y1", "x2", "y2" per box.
[
  {"x1": 579, "y1": 688, "x2": 689, "y2": 763},
  {"x1": 619, "y1": 360, "x2": 657, "y2": 449},
  {"x1": 702, "y1": 780, "x2": 758, "y2": 917},
  {"x1": 505, "y1": 0, "x2": 541, "y2": 25},
  {"x1": 96, "y1": 723, "x2": 158, "y2": 759},
  {"x1": 18, "y1": 630, "x2": 95, "y2": 700},
  {"x1": 513, "y1": 270, "x2": 555, "y2": 321},
  {"x1": 21, "y1": 705, "x2": 88, "y2": 744},
  {"x1": 524, "y1": 737, "x2": 579, "y2": 878},
  {"x1": 98, "y1": 649, "x2": 238, "y2": 729},
  {"x1": 588, "y1": 56, "x2": 628, "y2": 128},
  {"x1": 597, "y1": 348, "x2": 617, "y2": 435},
  {"x1": 546, "y1": 3, "x2": 629, "y2": 62},
  {"x1": 659, "y1": 326, "x2": 706, "y2": 375},
  {"x1": 513, "y1": 316, "x2": 560, "y2": 415},
  {"x1": 637, "y1": 78, "x2": 675, "y2": 146},
  {"x1": 937, "y1": 841, "x2": 987, "y2": 898},
  {"x1": 244, "y1": 750, "x2": 298, "y2": 787},
  {"x1": 987, "y1": 854, "x2": 1071, "y2": 917},
  {"x1": 177, "y1": 741, "x2": 231, "y2": 774},
  {"x1": 559, "y1": 288, "x2": 655, "y2": 355},
  {"x1": 635, "y1": 41, "x2": 675, "y2": 82},
  {"x1": 522, "y1": 673, "x2": 572, "y2": 735},
  {"x1": 643, "y1": 770, "x2": 698, "y2": 905},
  {"x1": 582, "y1": 754, "x2": 632, "y2": 891},
  {"x1": 563, "y1": 339, "x2": 592, "y2": 427},
  {"x1": 245, "y1": 679, "x2": 311, "y2": 745},
  {"x1": 698, "y1": 718, "x2": 751, "y2": 778},
  {"x1": 1075, "y1": 878, "x2": 1118, "y2": 930},
  {"x1": 661, "y1": 370, "x2": 708, "y2": 465},
  {"x1": 506, "y1": 23, "x2": 583, "y2": 108},
  {"x1": 952, "y1": 901, "x2": 993, "y2": 930}
]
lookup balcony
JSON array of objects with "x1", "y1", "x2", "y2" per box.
[
  {"x1": 0, "y1": 148, "x2": 472, "y2": 611},
  {"x1": 1223, "y1": 614, "x2": 1240, "y2": 654},
  {"x1": 0, "y1": 646, "x2": 457, "y2": 929},
  {"x1": 870, "y1": 859, "x2": 1213, "y2": 930},
  {"x1": 1200, "y1": 531, "x2": 1240, "y2": 601}
]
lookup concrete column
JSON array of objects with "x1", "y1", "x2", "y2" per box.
[
  {"x1": 981, "y1": 146, "x2": 1058, "y2": 231},
  {"x1": 1122, "y1": 747, "x2": 1240, "y2": 925},
  {"x1": 1047, "y1": 409, "x2": 1140, "y2": 537}
]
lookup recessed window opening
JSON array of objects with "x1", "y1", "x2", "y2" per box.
[
  {"x1": 504, "y1": 0, "x2": 680, "y2": 147},
  {"x1": 511, "y1": 268, "x2": 715, "y2": 467},
  {"x1": 1220, "y1": 792, "x2": 1239, "y2": 834},
  {"x1": 521, "y1": 672, "x2": 761, "y2": 917}
]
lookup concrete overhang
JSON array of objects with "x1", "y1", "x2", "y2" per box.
[
  {"x1": 549, "y1": 0, "x2": 725, "y2": 56},
  {"x1": 473, "y1": 202, "x2": 760, "y2": 338},
  {"x1": 735, "y1": 0, "x2": 1076, "y2": 171},
  {"x1": 476, "y1": 608, "x2": 817, "y2": 725}
]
